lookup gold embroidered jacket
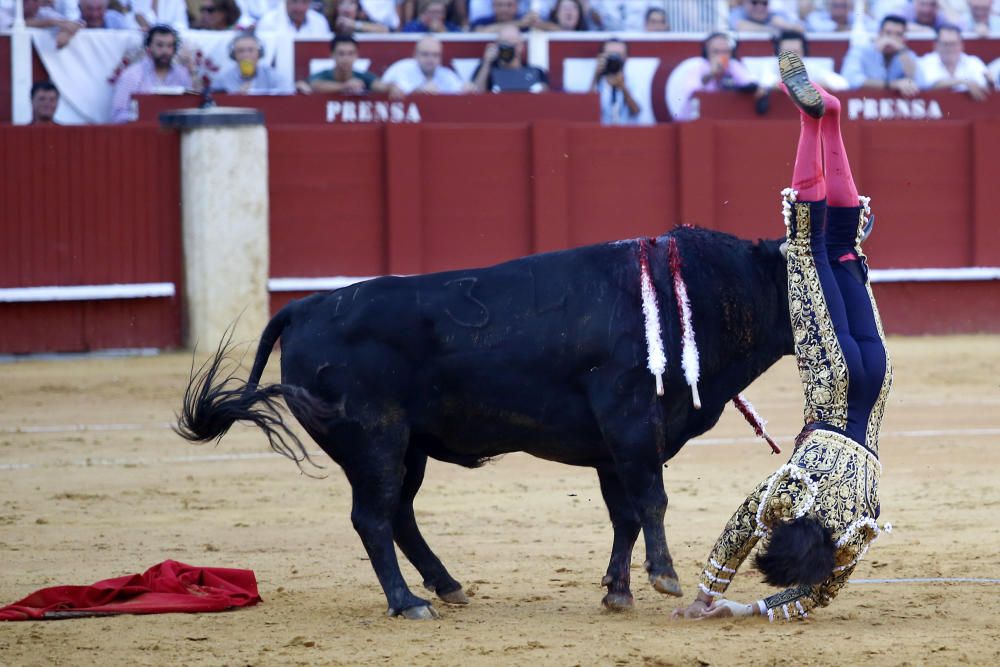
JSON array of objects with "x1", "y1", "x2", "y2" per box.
[{"x1": 697, "y1": 429, "x2": 883, "y2": 621}]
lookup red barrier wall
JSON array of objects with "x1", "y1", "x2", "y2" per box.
[
  {"x1": 0, "y1": 125, "x2": 183, "y2": 353},
  {"x1": 268, "y1": 118, "x2": 1000, "y2": 335},
  {"x1": 2, "y1": 118, "x2": 998, "y2": 352}
]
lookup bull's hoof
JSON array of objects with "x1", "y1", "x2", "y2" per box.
[
  {"x1": 438, "y1": 588, "x2": 470, "y2": 605},
  {"x1": 601, "y1": 592, "x2": 635, "y2": 612},
  {"x1": 649, "y1": 574, "x2": 683, "y2": 598},
  {"x1": 397, "y1": 604, "x2": 440, "y2": 620}
]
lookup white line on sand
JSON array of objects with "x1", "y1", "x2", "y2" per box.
[
  {"x1": 2, "y1": 426, "x2": 1000, "y2": 471},
  {"x1": 3, "y1": 423, "x2": 999, "y2": 441},
  {"x1": 852, "y1": 578, "x2": 1000, "y2": 585}
]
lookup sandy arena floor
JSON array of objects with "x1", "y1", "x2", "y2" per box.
[{"x1": 1, "y1": 336, "x2": 999, "y2": 666}]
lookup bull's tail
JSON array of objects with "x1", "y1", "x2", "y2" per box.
[{"x1": 174, "y1": 306, "x2": 328, "y2": 470}]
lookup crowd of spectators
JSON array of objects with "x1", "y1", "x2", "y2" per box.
[
  {"x1": 3, "y1": 0, "x2": 1000, "y2": 38},
  {"x1": 2, "y1": 0, "x2": 999, "y2": 124}
]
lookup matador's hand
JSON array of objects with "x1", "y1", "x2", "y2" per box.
[
  {"x1": 671, "y1": 598, "x2": 710, "y2": 619},
  {"x1": 703, "y1": 598, "x2": 753, "y2": 618}
]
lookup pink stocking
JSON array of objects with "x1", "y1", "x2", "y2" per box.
[
  {"x1": 790, "y1": 102, "x2": 825, "y2": 202},
  {"x1": 816, "y1": 86, "x2": 859, "y2": 207}
]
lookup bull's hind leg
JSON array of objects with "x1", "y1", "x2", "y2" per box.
[
  {"x1": 393, "y1": 448, "x2": 468, "y2": 605},
  {"x1": 338, "y1": 421, "x2": 439, "y2": 619},
  {"x1": 597, "y1": 467, "x2": 641, "y2": 611}
]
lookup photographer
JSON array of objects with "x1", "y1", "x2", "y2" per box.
[
  {"x1": 590, "y1": 38, "x2": 641, "y2": 125},
  {"x1": 472, "y1": 25, "x2": 549, "y2": 93}
]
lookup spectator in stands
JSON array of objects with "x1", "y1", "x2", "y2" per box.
[
  {"x1": 803, "y1": 0, "x2": 875, "y2": 32},
  {"x1": 49, "y1": 0, "x2": 82, "y2": 22},
  {"x1": 644, "y1": 6, "x2": 668, "y2": 31},
  {"x1": 0, "y1": 0, "x2": 79, "y2": 46},
  {"x1": 128, "y1": 0, "x2": 190, "y2": 31},
  {"x1": 591, "y1": 38, "x2": 644, "y2": 125},
  {"x1": 79, "y1": 0, "x2": 128, "y2": 28},
  {"x1": 472, "y1": 0, "x2": 541, "y2": 31},
  {"x1": 729, "y1": 0, "x2": 802, "y2": 33},
  {"x1": 196, "y1": 0, "x2": 242, "y2": 29},
  {"x1": 233, "y1": 0, "x2": 281, "y2": 27},
  {"x1": 467, "y1": 0, "x2": 530, "y2": 25},
  {"x1": 897, "y1": 0, "x2": 948, "y2": 33},
  {"x1": 840, "y1": 14, "x2": 919, "y2": 96},
  {"x1": 359, "y1": 0, "x2": 403, "y2": 30},
  {"x1": 967, "y1": 0, "x2": 1000, "y2": 36},
  {"x1": 330, "y1": 0, "x2": 390, "y2": 33},
  {"x1": 536, "y1": 0, "x2": 588, "y2": 31},
  {"x1": 589, "y1": 0, "x2": 663, "y2": 31},
  {"x1": 400, "y1": 0, "x2": 466, "y2": 25},
  {"x1": 298, "y1": 34, "x2": 401, "y2": 95},
  {"x1": 670, "y1": 31, "x2": 758, "y2": 122},
  {"x1": 212, "y1": 31, "x2": 293, "y2": 93},
  {"x1": 111, "y1": 24, "x2": 192, "y2": 123},
  {"x1": 382, "y1": 35, "x2": 467, "y2": 93},
  {"x1": 256, "y1": 0, "x2": 331, "y2": 34},
  {"x1": 917, "y1": 23, "x2": 991, "y2": 100},
  {"x1": 30, "y1": 80, "x2": 60, "y2": 124},
  {"x1": 401, "y1": 0, "x2": 461, "y2": 31},
  {"x1": 472, "y1": 24, "x2": 548, "y2": 92}
]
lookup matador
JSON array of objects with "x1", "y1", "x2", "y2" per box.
[{"x1": 674, "y1": 51, "x2": 893, "y2": 622}]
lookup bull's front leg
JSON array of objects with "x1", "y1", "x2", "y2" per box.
[
  {"x1": 619, "y1": 458, "x2": 682, "y2": 597},
  {"x1": 586, "y1": 370, "x2": 683, "y2": 603},
  {"x1": 597, "y1": 467, "x2": 641, "y2": 611},
  {"x1": 628, "y1": 466, "x2": 682, "y2": 598},
  {"x1": 609, "y1": 439, "x2": 682, "y2": 598}
]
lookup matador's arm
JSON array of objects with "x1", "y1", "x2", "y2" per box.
[
  {"x1": 755, "y1": 562, "x2": 857, "y2": 621},
  {"x1": 697, "y1": 480, "x2": 768, "y2": 598}
]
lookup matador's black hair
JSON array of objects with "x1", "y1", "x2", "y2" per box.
[{"x1": 754, "y1": 515, "x2": 836, "y2": 587}]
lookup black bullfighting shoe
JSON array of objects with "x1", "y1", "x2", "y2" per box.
[{"x1": 779, "y1": 50, "x2": 824, "y2": 119}]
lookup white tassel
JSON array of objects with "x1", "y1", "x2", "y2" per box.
[
  {"x1": 638, "y1": 241, "x2": 666, "y2": 396},
  {"x1": 669, "y1": 236, "x2": 701, "y2": 409},
  {"x1": 676, "y1": 275, "x2": 701, "y2": 408}
]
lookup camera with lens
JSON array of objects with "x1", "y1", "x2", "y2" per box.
[
  {"x1": 603, "y1": 54, "x2": 624, "y2": 76},
  {"x1": 496, "y1": 42, "x2": 516, "y2": 64}
]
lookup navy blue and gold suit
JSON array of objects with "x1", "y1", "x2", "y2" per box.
[{"x1": 697, "y1": 191, "x2": 893, "y2": 621}]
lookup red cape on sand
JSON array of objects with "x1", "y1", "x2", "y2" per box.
[{"x1": 0, "y1": 560, "x2": 261, "y2": 621}]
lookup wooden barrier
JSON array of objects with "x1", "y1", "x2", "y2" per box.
[
  {"x1": 0, "y1": 125, "x2": 183, "y2": 353},
  {"x1": 2, "y1": 115, "x2": 999, "y2": 353},
  {"x1": 266, "y1": 117, "x2": 1000, "y2": 336}
]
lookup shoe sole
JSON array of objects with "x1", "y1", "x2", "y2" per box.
[{"x1": 779, "y1": 51, "x2": 824, "y2": 119}]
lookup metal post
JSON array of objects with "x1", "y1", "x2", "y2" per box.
[
  {"x1": 160, "y1": 107, "x2": 270, "y2": 349},
  {"x1": 11, "y1": 0, "x2": 32, "y2": 124}
]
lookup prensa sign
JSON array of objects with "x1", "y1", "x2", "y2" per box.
[
  {"x1": 325, "y1": 100, "x2": 423, "y2": 123},
  {"x1": 846, "y1": 97, "x2": 945, "y2": 121}
]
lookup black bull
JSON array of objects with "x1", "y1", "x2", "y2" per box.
[{"x1": 177, "y1": 226, "x2": 793, "y2": 619}]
